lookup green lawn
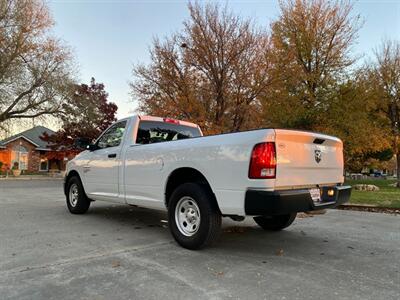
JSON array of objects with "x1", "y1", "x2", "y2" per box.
[{"x1": 345, "y1": 179, "x2": 400, "y2": 209}]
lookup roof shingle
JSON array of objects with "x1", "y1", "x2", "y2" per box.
[{"x1": 0, "y1": 126, "x2": 55, "y2": 149}]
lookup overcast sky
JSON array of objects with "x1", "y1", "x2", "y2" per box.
[{"x1": 49, "y1": 0, "x2": 400, "y2": 119}]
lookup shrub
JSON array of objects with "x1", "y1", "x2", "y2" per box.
[{"x1": 12, "y1": 162, "x2": 19, "y2": 170}]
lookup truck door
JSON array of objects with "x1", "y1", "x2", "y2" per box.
[
  {"x1": 124, "y1": 118, "x2": 202, "y2": 209},
  {"x1": 83, "y1": 120, "x2": 127, "y2": 203}
]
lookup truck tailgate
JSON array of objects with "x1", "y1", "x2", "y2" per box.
[{"x1": 274, "y1": 129, "x2": 344, "y2": 188}]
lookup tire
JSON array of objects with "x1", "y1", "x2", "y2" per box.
[
  {"x1": 66, "y1": 176, "x2": 90, "y2": 214},
  {"x1": 168, "y1": 183, "x2": 221, "y2": 250},
  {"x1": 253, "y1": 213, "x2": 297, "y2": 231}
]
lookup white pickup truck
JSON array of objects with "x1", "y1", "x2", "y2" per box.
[{"x1": 64, "y1": 115, "x2": 351, "y2": 249}]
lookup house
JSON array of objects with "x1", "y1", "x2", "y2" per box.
[{"x1": 0, "y1": 126, "x2": 69, "y2": 173}]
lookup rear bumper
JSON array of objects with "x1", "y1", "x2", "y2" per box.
[{"x1": 244, "y1": 186, "x2": 351, "y2": 216}]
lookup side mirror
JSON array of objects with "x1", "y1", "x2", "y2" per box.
[
  {"x1": 74, "y1": 137, "x2": 91, "y2": 150},
  {"x1": 87, "y1": 144, "x2": 99, "y2": 151}
]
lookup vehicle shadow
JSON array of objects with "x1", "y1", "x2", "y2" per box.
[
  {"x1": 84, "y1": 203, "x2": 335, "y2": 258},
  {"x1": 87, "y1": 203, "x2": 169, "y2": 228}
]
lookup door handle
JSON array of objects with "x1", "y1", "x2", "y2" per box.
[{"x1": 108, "y1": 153, "x2": 117, "y2": 158}]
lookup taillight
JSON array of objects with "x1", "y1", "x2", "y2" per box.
[{"x1": 249, "y1": 142, "x2": 276, "y2": 179}]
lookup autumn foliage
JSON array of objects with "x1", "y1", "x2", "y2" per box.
[
  {"x1": 131, "y1": 2, "x2": 273, "y2": 134},
  {"x1": 131, "y1": 0, "x2": 398, "y2": 175},
  {"x1": 2, "y1": 0, "x2": 399, "y2": 179},
  {"x1": 41, "y1": 78, "x2": 118, "y2": 158}
]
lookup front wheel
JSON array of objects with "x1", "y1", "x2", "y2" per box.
[
  {"x1": 66, "y1": 176, "x2": 90, "y2": 214},
  {"x1": 168, "y1": 183, "x2": 221, "y2": 250},
  {"x1": 253, "y1": 213, "x2": 297, "y2": 231}
]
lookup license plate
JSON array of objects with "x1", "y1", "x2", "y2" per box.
[{"x1": 309, "y1": 188, "x2": 321, "y2": 203}]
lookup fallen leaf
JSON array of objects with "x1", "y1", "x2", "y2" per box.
[
  {"x1": 305, "y1": 209, "x2": 327, "y2": 215},
  {"x1": 276, "y1": 249, "x2": 284, "y2": 256},
  {"x1": 111, "y1": 261, "x2": 121, "y2": 268},
  {"x1": 297, "y1": 213, "x2": 312, "y2": 219}
]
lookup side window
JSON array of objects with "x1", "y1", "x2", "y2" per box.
[
  {"x1": 97, "y1": 121, "x2": 127, "y2": 149},
  {"x1": 136, "y1": 121, "x2": 201, "y2": 145}
]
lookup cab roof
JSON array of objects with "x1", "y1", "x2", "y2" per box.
[{"x1": 137, "y1": 115, "x2": 199, "y2": 129}]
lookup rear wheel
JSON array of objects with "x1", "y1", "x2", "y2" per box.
[
  {"x1": 253, "y1": 213, "x2": 297, "y2": 231},
  {"x1": 168, "y1": 183, "x2": 221, "y2": 250},
  {"x1": 66, "y1": 176, "x2": 90, "y2": 214}
]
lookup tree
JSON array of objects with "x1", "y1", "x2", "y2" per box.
[
  {"x1": 0, "y1": 0, "x2": 74, "y2": 128},
  {"x1": 131, "y1": 2, "x2": 273, "y2": 134},
  {"x1": 318, "y1": 76, "x2": 390, "y2": 171},
  {"x1": 41, "y1": 78, "x2": 118, "y2": 157},
  {"x1": 370, "y1": 40, "x2": 400, "y2": 185},
  {"x1": 263, "y1": 0, "x2": 361, "y2": 129},
  {"x1": 257, "y1": 0, "x2": 388, "y2": 171}
]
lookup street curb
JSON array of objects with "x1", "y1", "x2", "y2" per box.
[
  {"x1": 337, "y1": 204, "x2": 400, "y2": 215},
  {"x1": 0, "y1": 177, "x2": 63, "y2": 181}
]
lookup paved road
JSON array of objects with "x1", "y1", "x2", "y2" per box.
[{"x1": 0, "y1": 180, "x2": 399, "y2": 300}]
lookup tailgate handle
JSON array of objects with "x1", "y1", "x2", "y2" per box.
[
  {"x1": 108, "y1": 153, "x2": 117, "y2": 158},
  {"x1": 313, "y1": 138, "x2": 325, "y2": 144}
]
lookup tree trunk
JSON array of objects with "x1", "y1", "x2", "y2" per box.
[{"x1": 397, "y1": 152, "x2": 400, "y2": 188}]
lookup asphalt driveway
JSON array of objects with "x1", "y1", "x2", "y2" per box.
[{"x1": 0, "y1": 179, "x2": 399, "y2": 300}]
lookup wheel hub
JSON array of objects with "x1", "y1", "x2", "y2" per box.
[
  {"x1": 175, "y1": 196, "x2": 201, "y2": 237},
  {"x1": 69, "y1": 183, "x2": 79, "y2": 207}
]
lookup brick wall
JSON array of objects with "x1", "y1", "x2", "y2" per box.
[
  {"x1": 3, "y1": 138, "x2": 40, "y2": 172},
  {"x1": 1, "y1": 137, "x2": 72, "y2": 173}
]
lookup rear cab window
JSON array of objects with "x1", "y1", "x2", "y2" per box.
[{"x1": 136, "y1": 120, "x2": 201, "y2": 145}]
